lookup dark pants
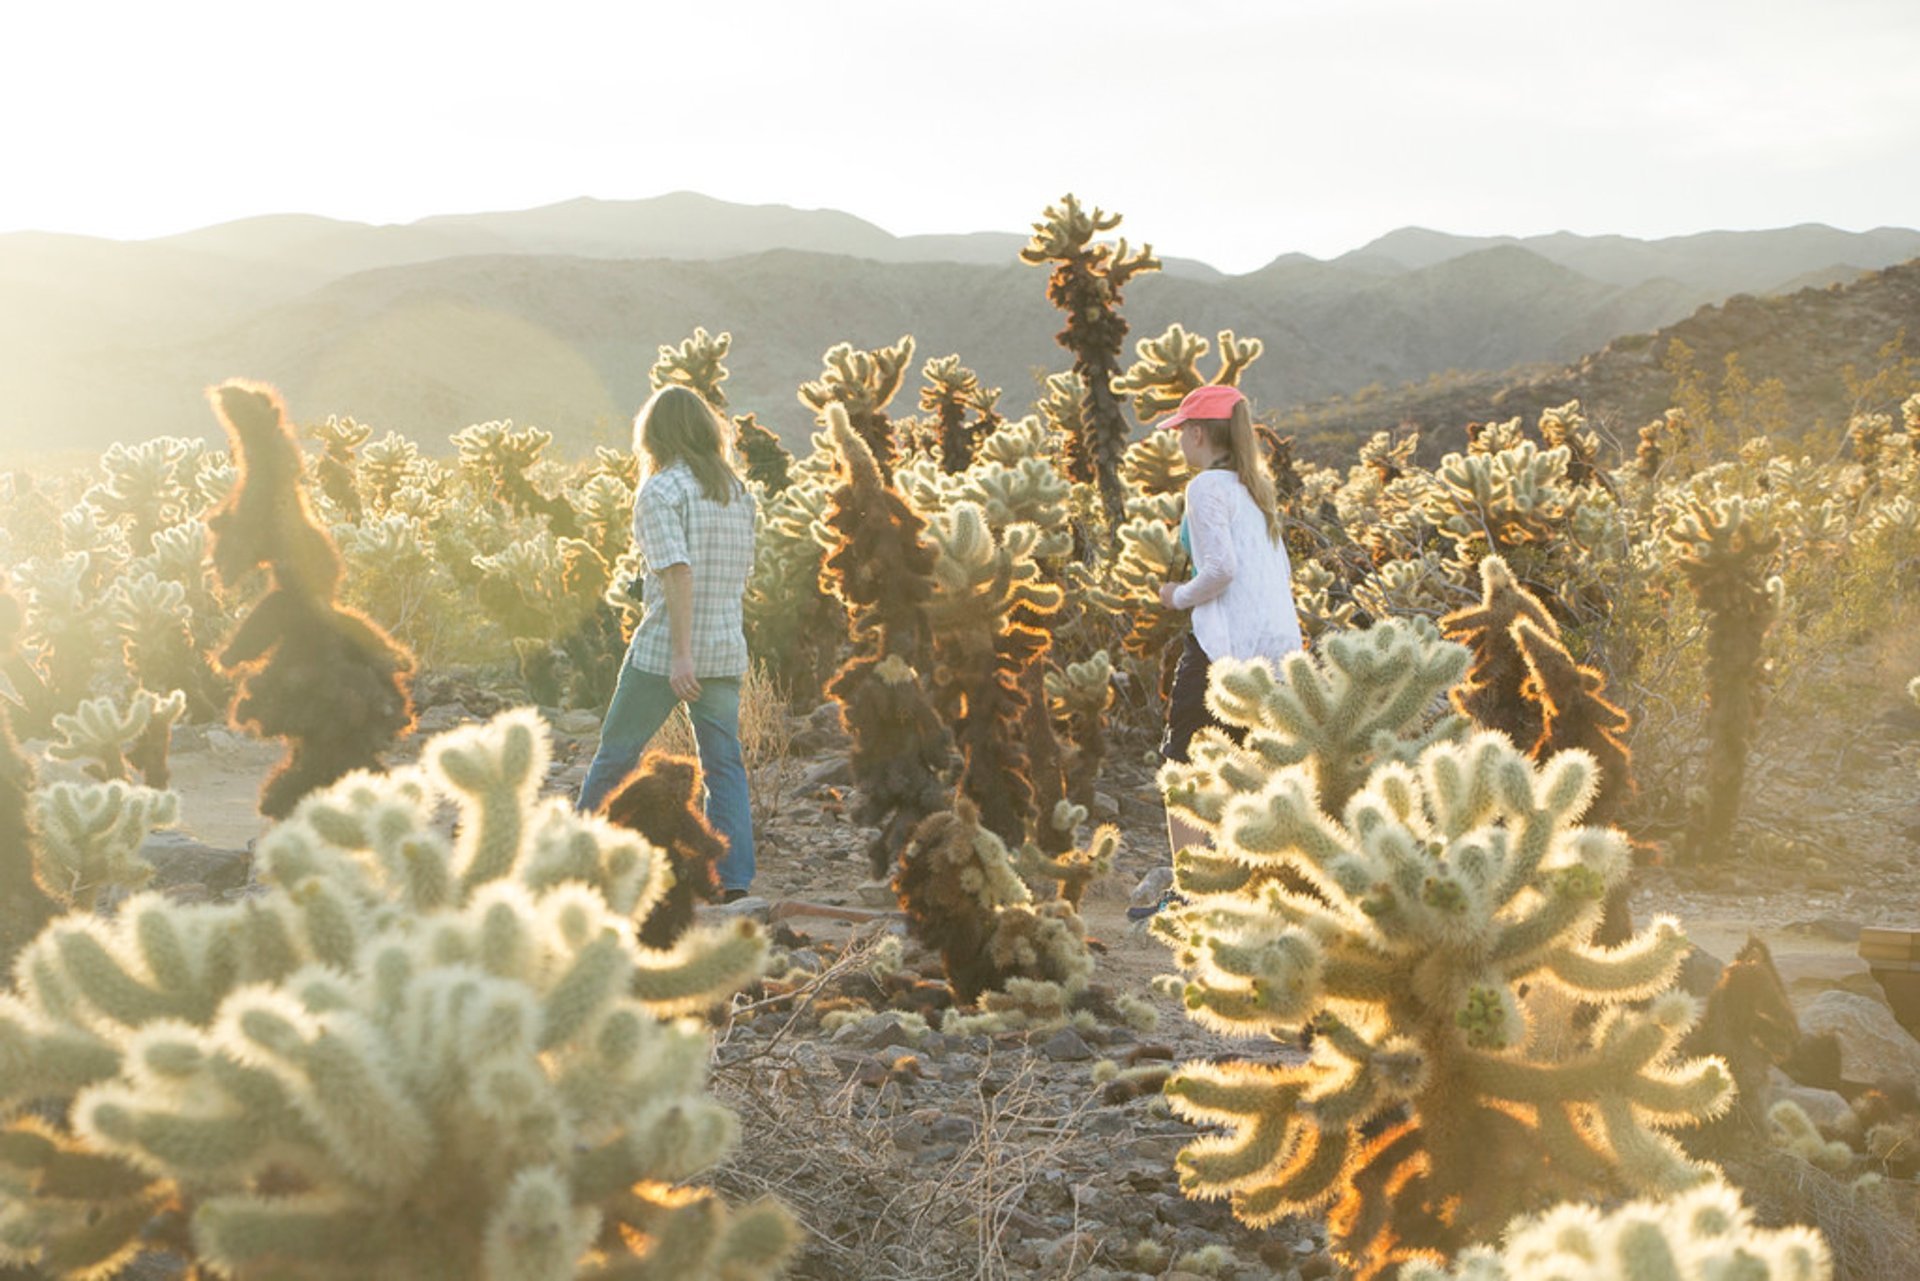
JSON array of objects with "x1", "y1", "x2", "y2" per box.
[{"x1": 1159, "y1": 633, "x2": 1244, "y2": 763}]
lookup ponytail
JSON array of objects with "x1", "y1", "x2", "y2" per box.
[{"x1": 1198, "y1": 400, "x2": 1282, "y2": 543}]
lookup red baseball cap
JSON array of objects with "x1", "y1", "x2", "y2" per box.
[{"x1": 1157, "y1": 384, "x2": 1246, "y2": 429}]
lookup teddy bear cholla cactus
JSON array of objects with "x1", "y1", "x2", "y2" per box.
[
  {"x1": 1400, "y1": 1174, "x2": 1829, "y2": 1281},
  {"x1": 0, "y1": 709, "x2": 789, "y2": 1281},
  {"x1": 1154, "y1": 623, "x2": 1729, "y2": 1277}
]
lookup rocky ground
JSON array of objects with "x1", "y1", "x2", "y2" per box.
[{"x1": 104, "y1": 674, "x2": 1920, "y2": 1281}]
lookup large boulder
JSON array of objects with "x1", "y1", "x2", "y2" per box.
[{"x1": 1796, "y1": 989, "x2": 1920, "y2": 1091}]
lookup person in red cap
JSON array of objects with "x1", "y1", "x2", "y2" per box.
[{"x1": 1143, "y1": 384, "x2": 1302, "y2": 906}]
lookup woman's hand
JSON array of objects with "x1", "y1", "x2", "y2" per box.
[
  {"x1": 670, "y1": 654, "x2": 702, "y2": 702},
  {"x1": 1158, "y1": 583, "x2": 1181, "y2": 609}
]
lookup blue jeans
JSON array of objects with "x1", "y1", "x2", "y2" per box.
[{"x1": 574, "y1": 662, "x2": 755, "y2": 893}]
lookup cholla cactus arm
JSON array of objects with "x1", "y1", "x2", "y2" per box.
[
  {"x1": 798, "y1": 336, "x2": 915, "y2": 478},
  {"x1": 1401, "y1": 1175, "x2": 1832, "y2": 1280},
  {"x1": 47, "y1": 694, "x2": 150, "y2": 783},
  {"x1": 425, "y1": 709, "x2": 546, "y2": 894},
  {"x1": 1120, "y1": 428, "x2": 1189, "y2": 498},
  {"x1": 1113, "y1": 325, "x2": 1266, "y2": 421},
  {"x1": 731, "y1": 412, "x2": 793, "y2": 494},
  {"x1": 8, "y1": 552, "x2": 110, "y2": 737},
  {"x1": 32, "y1": 782, "x2": 175, "y2": 912},
  {"x1": 1046, "y1": 650, "x2": 1114, "y2": 812},
  {"x1": 650, "y1": 327, "x2": 731, "y2": 409},
  {"x1": 450, "y1": 420, "x2": 582, "y2": 538},
  {"x1": 86, "y1": 438, "x2": 193, "y2": 553}
]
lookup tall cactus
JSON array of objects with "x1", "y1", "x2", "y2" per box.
[
  {"x1": 1020, "y1": 195, "x2": 1159, "y2": 529},
  {"x1": 1668, "y1": 496, "x2": 1782, "y2": 862},
  {"x1": 817, "y1": 404, "x2": 953, "y2": 879},
  {"x1": 204, "y1": 381, "x2": 415, "y2": 819},
  {"x1": 0, "y1": 710, "x2": 790, "y2": 1280},
  {"x1": 924, "y1": 504, "x2": 1062, "y2": 848}
]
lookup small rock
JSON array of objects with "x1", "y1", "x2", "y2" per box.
[
  {"x1": 1040, "y1": 1028, "x2": 1094, "y2": 1061},
  {"x1": 855, "y1": 879, "x2": 895, "y2": 909},
  {"x1": 700, "y1": 896, "x2": 771, "y2": 921},
  {"x1": 555, "y1": 709, "x2": 602, "y2": 737},
  {"x1": 1092, "y1": 790, "x2": 1121, "y2": 821},
  {"x1": 801, "y1": 757, "x2": 852, "y2": 789},
  {"x1": 1784, "y1": 917, "x2": 1863, "y2": 942},
  {"x1": 139, "y1": 831, "x2": 252, "y2": 894},
  {"x1": 411, "y1": 705, "x2": 466, "y2": 736}
]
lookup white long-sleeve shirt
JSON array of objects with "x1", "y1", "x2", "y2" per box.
[{"x1": 1170, "y1": 470, "x2": 1302, "y2": 667}]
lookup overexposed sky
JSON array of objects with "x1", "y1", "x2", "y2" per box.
[{"x1": 4, "y1": 0, "x2": 1916, "y2": 273}]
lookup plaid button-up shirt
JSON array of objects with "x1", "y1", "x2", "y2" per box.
[{"x1": 627, "y1": 462, "x2": 757, "y2": 677}]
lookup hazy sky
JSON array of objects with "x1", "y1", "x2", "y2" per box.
[{"x1": 5, "y1": 0, "x2": 1916, "y2": 273}]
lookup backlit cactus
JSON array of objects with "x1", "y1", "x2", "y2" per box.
[
  {"x1": 925, "y1": 502, "x2": 1063, "y2": 847},
  {"x1": 0, "y1": 576, "x2": 57, "y2": 968},
  {"x1": 650, "y1": 326, "x2": 732, "y2": 408},
  {"x1": 1112, "y1": 323, "x2": 1263, "y2": 420},
  {"x1": 1401, "y1": 1175, "x2": 1829, "y2": 1281},
  {"x1": 47, "y1": 688, "x2": 186, "y2": 789},
  {"x1": 30, "y1": 779, "x2": 175, "y2": 912},
  {"x1": 798, "y1": 336, "x2": 915, "y2": 480},
  {"x1": 1021, "y1": 194, "x2": 1159, "y2": 528},
  {"x1": 817, "y1": 404, "x2": 953, "y2": 879},
  {"x1": 1667, "y1": 496, "x2": 1782, "y2": 862},
  {"x1": 204, "y1": 381, "x2": 415, "y2": 818},
  {"x1": 0, "y1": 709, "x2": 789, "y2": 1281},
  {"x1": 1156, "y1": 720, "x2": 1728, "y2": 1276},
  {"x1": 894, "y1": 799, "x2": 1094, "y2": 1022}
]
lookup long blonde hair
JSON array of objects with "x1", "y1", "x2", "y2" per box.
[
  {"x1": 1193, "y1": 400, "x2": 1282, "y2": 543},
  {"x1": 635, "y1": 385, "x2": 743, "y2": 504}
]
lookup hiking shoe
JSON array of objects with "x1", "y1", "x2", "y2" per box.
[{"x1": 1126, "y1": 891, "x2": 1186, "y2": 922}]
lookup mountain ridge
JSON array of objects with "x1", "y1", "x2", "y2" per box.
[{"x1": 1, "y1": 194, "x2": 1915, "y2": 458}]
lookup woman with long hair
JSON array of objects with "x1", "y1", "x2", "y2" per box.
[
  {"x1": 576, "y1": 384, "x2": 760, "y2": 899},
  {"x1": 1148, "y1": 384, "x2": 1301, "y2": 896}
]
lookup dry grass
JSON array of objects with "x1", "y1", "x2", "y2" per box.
[
  {"x1": 707, "y1": 935, "x2": 1102, "y2": 1280},
  {"x1": 1721, "y1": 1147, "x2": 1920, "y2": 1281}
]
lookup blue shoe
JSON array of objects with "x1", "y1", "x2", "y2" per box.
[{"x1": 1126, "y1": 891, "x2": 1186, "y2": 922}]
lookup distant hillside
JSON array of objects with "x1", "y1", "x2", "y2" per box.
[
  {"x1": 1278, "y1": 258, "x2": 1920, "y2": 458},
  {"x1": 1335, "y1": 224, "x2": 1920, "y2": 296},
  {"x1": 1, "y1": 196, "x2": 1915, "y2": 457}
]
